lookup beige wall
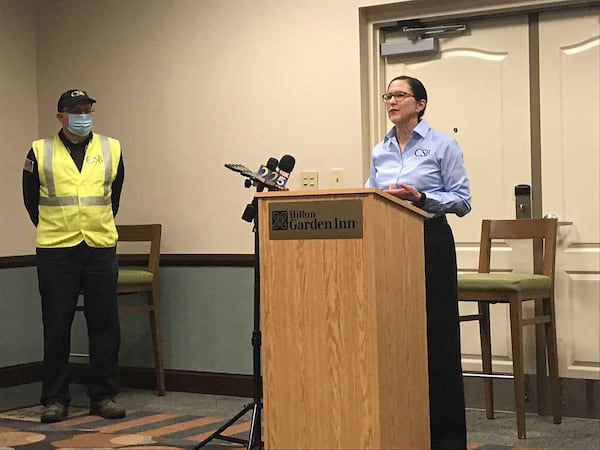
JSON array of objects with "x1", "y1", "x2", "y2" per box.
[
  {"x1": 1, "y1": 0, "x2": 578, "y2": 256},
  {"x1": 29, "y1": 0, "x2": 398, "y2": 256},
  {"x1": 0, "y1": 0, "x2": 38, "y2": 256}
]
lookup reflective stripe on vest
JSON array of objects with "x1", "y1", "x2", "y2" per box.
[{"x1": 38, "y1": 135, "x2": 113, "y2": 206}]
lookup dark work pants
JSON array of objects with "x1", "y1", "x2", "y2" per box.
[
  {"x1": 36, "y1": 241, "x2": 120, "y2": 406},
  {"x1": 424, "y1": 217, "x2": 467, "y2": 450}
]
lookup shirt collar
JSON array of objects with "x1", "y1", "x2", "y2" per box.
[
  {"x1": 384, "y1": 119, "x2": 431, "y2": 144},
  {"x1": 413, "y1": 119, "x2": 430, "y2": 138},
  {"x1": 58, "y1": 129, "x2": 93, "y2": 150}
]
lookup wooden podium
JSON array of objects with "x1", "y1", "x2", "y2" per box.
[{"x1": 255, "y1": 188, "x2": 430, "y2": 450}]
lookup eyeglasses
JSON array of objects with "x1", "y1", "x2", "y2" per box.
[{"x1": 381, "y1": 91, "x2": 414, "y2": 103}]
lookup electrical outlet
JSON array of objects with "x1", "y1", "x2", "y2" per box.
[
  {"x1": 300, "y1": 170, "x2": 319, "y2": 190},
  {"x1": 330, "y1": 168, "x2": 344, "y2": 187}
]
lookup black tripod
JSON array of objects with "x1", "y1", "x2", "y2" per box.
[{"x1": 193, "y1": 197, "x2": 263, "y2": 450}]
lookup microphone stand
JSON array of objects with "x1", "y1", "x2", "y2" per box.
[{"x1": 193, "y1": 193, "x2": 263, "y2": 450}]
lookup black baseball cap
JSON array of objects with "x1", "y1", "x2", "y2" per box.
[{"x1": 57, "y1": 89, "x2": 96, "y2": 112}]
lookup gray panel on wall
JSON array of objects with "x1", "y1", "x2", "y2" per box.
[
  {"x1": 159, "y1": 266, "x2": 254, "y2": 374},
  {"x1": 73, "y1": 266, "x2": 255, "y2": 374},
  {"x1": 4, "y1": 265, "x2": 255, "y2": 376},
  {"x1": 0, "y1": 267, "x2": 42, "y2": 366}
]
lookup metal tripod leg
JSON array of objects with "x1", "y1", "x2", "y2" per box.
[
  {"x1": 192, "y1": 401, "x2": 259, "y2": 449},
  {"x1": 246, "y1": 401, "x2": 262, "y2": 449}
]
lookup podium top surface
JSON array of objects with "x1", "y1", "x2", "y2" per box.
[{"x1": 255, "y1": 187, "x2": 428, "y2": 218}]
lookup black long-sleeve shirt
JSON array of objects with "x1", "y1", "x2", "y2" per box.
[{"x1": 22, "y1": 130, "x2": 125, "y2": 226}]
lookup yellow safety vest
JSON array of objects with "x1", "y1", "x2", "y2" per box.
[{"x1": 32, "y1": 133, "x2": 121, "y2": 248}]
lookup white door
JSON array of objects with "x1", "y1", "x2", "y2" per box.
[
  {"x1": 539, "y1": 8, "x2": 600, "y2": 380},
  {"x1": 381, "y1": 16, "x2": 533, "y2": 374},
  {"x1": 377, "y1": 10, "x2": 600, "y2": 379}
]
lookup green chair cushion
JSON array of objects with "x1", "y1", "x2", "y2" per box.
[
  {"x1": 458, "y1": 272, "x2": 552, "y2": 292},
  {"x1": 118, "y1": 269, "x2": 154, "y2": 284}
]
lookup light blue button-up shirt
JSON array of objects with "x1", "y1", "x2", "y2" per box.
[{"x1": 365, "y1": 120, "x2": 471, "y2": 217}]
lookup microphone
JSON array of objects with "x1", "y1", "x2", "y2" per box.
[
  {"x1": 225, "y1": 157, "x2": 282, "y2": 191},
  {"x1": 274, "y1": 154, "x2": 296, "y2": 189},
  {"x1": 254, "y1": 157, "x2": 279, "y2": 192}
]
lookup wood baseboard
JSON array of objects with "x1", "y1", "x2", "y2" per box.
[
  {"x1": 0, "y1": 362, "x2": 253, "y2": 398},
  {"x1": 0, "y1": 362, "x2": 41, "y2": 387},
  {"x1": 1, "y1": 362, "x2": 597, "y2": 418},
  {"x1": 70, "y1": 364, "x2": 254, "y2": 398}
]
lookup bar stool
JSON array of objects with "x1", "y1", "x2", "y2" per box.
[{"x1": 458, "y1": 218, "x2": 561, "y2": 438}]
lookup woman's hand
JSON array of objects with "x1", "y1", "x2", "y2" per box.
[{"x1": 384, "y1": 183, "x2": 422, "y2": 203}]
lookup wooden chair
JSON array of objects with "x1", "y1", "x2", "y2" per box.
[
  {"x1": 116, "y1": 224, "x2": 165, "y2": 396},
  {"x1": 458, "y1": 218, "x2": 561, "y2": 438}
]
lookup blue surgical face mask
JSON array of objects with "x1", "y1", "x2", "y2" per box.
[{"x1": 67, "y1": 113, "x2": 93, "y2": 136}]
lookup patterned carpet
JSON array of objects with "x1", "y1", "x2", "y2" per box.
[
  {"x1": 0, "y1": 405, "x2": 544, "y2": 449},
  {"x1": 0, "y1": 405, "x2": 250, "y2": 449}
]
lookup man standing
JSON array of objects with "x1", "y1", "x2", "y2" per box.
[{"x1": 22, "y1": 89, "x2": 126, "y2": 423}]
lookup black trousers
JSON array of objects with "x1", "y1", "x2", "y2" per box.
[
  {"x1": 424, "y1": 217, "x2": 467, "y2": 450},
  {"x1": 36, "y1": 241, "x2": 120, "y2": 406}
]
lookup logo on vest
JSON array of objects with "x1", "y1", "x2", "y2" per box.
[{"x1": 86, "y1": 155, "x2": 103, "y2": 164}]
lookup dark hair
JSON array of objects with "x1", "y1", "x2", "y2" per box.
[{"x1": 388, "y1": 75, "x2": 427, "y2": 119}]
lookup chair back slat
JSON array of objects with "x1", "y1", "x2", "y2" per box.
[
  {"x1": 478, "y1": 218, "x2": 557, "y2": 278},
  {"x1": 116, "y1": 224, "x2": 162, "y2": 275},
  {"x1": 488, "y1": 219, "x2": 556, "y2": 240}
]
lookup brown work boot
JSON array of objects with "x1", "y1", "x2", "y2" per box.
[
  {"x1": 89, "y1": 398, "x2": 126, "y2": 419},
  {"x1": 41, "y1": 402, "x2": 68, "y2": 423}
]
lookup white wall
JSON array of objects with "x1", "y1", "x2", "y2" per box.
[
  {"x1": 0, "y1": 0, "x2": 38, "y2": 256},
  {"x1": 28, "y1": 0, "x2": 397, "y2": 256},
  {"x1": 4, "y1": 0, "x2": 570, "y2": 256}
]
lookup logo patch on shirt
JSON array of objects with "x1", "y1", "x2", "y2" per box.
[
  {"x1": 415, "y1": 148, "x2": 430, "y2": 156},
  {"x1": 23, "y1": 158, "x2": 35, "y2": 173},
  {"x1": 86, "y1": 155, "x2": 103, "y2": 164}
]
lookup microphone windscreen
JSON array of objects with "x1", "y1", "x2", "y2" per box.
[
  {"x1": 278, "y1": 155, "x2": 296, "y2": 173},
  {"x1": 266, "y1": 157, "x2": 279, "y2": 170}
]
